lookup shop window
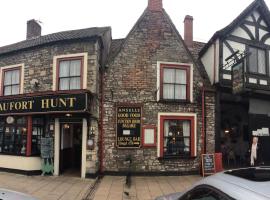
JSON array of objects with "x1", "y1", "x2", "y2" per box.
[
  {"x1": 0, "y1": 116, "x2": 27, "y2": 155},
  {"x1": 248, "y1": 46, "x2": 266, "y2": 74},
  {"x1": 2, "y1": 68, "x2": 21, "y2": 96},
  {"x1": 160, "y1": 64, "x2": 190, "y2": 101},
  {"x1": 57, "y1": 57, "x2": 83, "y2": 90},
  {"x1": 159, "y1": 115, "x2": 196, "y2": 158},
  {"x1": 142, "y1": 126, "x2": 156, "y2": 147},
  {"x1": 32, "y1": 117, "x2": 44, "y2": 155}
]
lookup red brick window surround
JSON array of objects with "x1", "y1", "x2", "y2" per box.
[
  {"x1": 2, "y1": 67, "x2": 21, "y2": 96},
  {"x1": 160, "y1": 64, "x2": 190, "y2": 101},
  {"x1": 159, "y1": 115, "x2": 195, "y2": 158},
  {"x1": 142, "y1": 125, "x2": 157, "y2": 147},
  {"x1": 56, "y1": 57, "x2": 83, "y2": 90}
]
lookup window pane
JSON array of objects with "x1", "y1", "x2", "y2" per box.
[
  {"x1": 4, "y1": 71, "x2": 12, "y2": 85},
  {"x1": 59, "y1": 78, "x2": 70, "y2": 90},
  {"x1": 59, "y1": 61, "x2": 70, "y2": 77},
  {"x1": 11, "y1": 85, "x2": 19, "y2": 95},
  {"x1": 163, "y1": 119, "x2": 191, "y2": 157},
  {"x1": 249, "y1": 47, "x2": 258, "y2": 73},
  {"x1": 183, "y1": 121, "x2": 190, "y2": 136},
  {"x1": 12, "y1": 70, "x2": 20, "y2": 84},
  {"x1": 163, "y1": 84, "x2": 174, "y2": 99},
  {"x1": 70, "y1": 77, "x2": 80, "y2": 89},
  {"x1": 4, "y1": 86, "x2": 12, "y2": 96},
  {"x1": 175, "y1": 69, "x2": 186, "y2": 84},
  {"x1": 70, "y1": 60, "x2": 81, "y2": 76},
  {"x1": 163, "y1": 68, "x2": 175, "y2": 83},
  {"x1": 175, "y1": 85, "x2": 186, "y2": 100},
  {"x1": 258, "y1": 49, "x2": 266, "y2": 74}
]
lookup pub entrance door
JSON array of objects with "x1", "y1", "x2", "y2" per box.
[{"x1": 59, "y1": 123, "x2": 82, "y2": 176}]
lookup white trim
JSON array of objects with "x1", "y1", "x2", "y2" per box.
[
  {"x1": 81, "y1": 118, "x2": 87, "y2": 178},
  {"x1": 52, "y1": 53, "x2": 88, "y2": 91},
  {"x1": 157, "y1": 112, "x2": 197, "y2": 157},
  {"x1": 156, "y1": 61, "x2": 193, "y2": 102},
  {"x1": 0, "y1": 63, "x2": 25, "y2": 95},
  {"x1": 54, "y1": 118, "x2": 60, "y2": 176}
]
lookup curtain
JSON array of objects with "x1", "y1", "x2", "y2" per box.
[
  {"x1": 4, "y1": 71, "x2": 12, "y2": 85},
  {"x1": 258, "y1": 49, "x2": 266, "y2": 74},
  {"x1": 12, "y1": 70, "x2": 20, "y2": 84},
  {"x1": 59, "y1": 78, "x2": 69, "y2": 90},
  {"x1": 70, "y1": 60, "x2": 81, "y2": 76},
  {"x1": 183, "y1": 121, "x2": 190, "y2": 137},
  {"x1": 175, "y1": 69, "x2": 186, "y2": 84},
  {"x1": 175, "y1": 85, "x2": 186, "y2": 100},
  {"x1": 164, "y1": 120, "x2": 169, "y2": 148},
  {"x1": 59, "y1": 61, "x2": 69, "y2": 77},
  {"x1": 163, "y1": 68, "x2": 174, "y2": 83},
  {"x1": 70, "y1": 77, "x2": 80, "y2": 89},
  {"x1": 163, "y1": 84, "x2": 174, "y2": 99}
]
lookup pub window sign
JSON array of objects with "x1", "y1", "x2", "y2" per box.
[{"x1": 116, "y1": 106, "x2": 141, "y2": 148}]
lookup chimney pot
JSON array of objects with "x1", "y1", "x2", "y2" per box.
[
  {"x1": 148, "y1": 0, "x2": 163, "y2": 11},
  {"x1": 184, "y1": 15, "x2": 193, "y2": 48},
  {"x1": 27, "y1": 19, "x2": 41, "y2": 40}
]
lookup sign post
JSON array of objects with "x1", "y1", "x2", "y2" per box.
[{"x1": 201, "y1": 154, "x2": 215, "y2": 177}]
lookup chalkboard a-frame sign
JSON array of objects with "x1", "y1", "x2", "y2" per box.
[{"x1": 201, "y1": 154, "x2": 215, "y2": 177}]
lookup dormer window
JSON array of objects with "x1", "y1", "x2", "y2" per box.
[{"x1": 248, "y1": 47, "x2": 266, "y2": 75}]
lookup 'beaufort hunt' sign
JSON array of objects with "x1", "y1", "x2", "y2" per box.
[
  {"x1": 0, "y1": 92, "x2": 87, "y2": 115},
  {"x1": 116, "y1": 106, "x2": 141, "y2": 148}
]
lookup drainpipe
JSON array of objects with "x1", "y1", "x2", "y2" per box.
[
  {"x1": 99, "y1": 69, "x2": 104, "y2": 174},
  {"x1": 201, "y1": 85, "x2": 206, "y2": 154}
]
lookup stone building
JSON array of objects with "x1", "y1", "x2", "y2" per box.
[
  {"x1": 101, "y1": 0, "x2": 215, "y2": 174},
  {"x1": 0, "y1": 19, "x2": 111, "y2": 178}
]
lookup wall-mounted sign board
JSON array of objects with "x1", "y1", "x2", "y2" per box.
[{"x1": 202, "y1": 154, "x2": 215, "y2": 177}]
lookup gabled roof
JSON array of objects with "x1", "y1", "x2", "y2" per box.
[
  {"x1": 199, "y1": 0, "x2": 270, "y2": 57},
  {"x1": 106, "y1": 8, "x2": 212, "y2": 88},
  {"x1": 0, "y1": 27, "x2": 111, "y2": 56}
]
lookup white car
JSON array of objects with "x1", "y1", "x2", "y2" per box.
[
  {"x1": 0, "y1": 188, "x2": 39, "y2": 200},
  {"x1": 155, "y1": 167, "x2": 270, "y2": 200}
]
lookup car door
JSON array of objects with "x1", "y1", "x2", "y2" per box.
[{"x1": 179, "y1": 185, "x2": 235, "y2": 200}]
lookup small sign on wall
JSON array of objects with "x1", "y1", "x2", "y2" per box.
[
  {"x1": 116, "y1": 106, "x2": 141, "y2": 148},
  {"x1": 142, "y1": 126, "x2": 156, "y2": 147}
]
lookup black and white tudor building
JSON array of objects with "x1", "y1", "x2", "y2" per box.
[{"x1": 200, "y1": 0, "x2": 270, "y2": 166}]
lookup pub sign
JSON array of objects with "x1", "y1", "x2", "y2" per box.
[
  {"x1": 232, "y1": 60, "x2": 245, "y2": 94},
  {"x1": 0, "y1": 92, "x2": 88, "y2": 115},
  {"x1": 116, "y1": 106, "x2": 141, "y2": 148}
]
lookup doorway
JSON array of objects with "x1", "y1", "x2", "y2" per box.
[{"x1": 59, "y1": 123, "x2": 82, "y2": 177}]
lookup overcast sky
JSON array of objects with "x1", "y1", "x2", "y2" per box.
[{"x1": 0, "y1": 0, "x2": 269, "y2": 46}]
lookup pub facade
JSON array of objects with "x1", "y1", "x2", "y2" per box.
[
  {"x1": 101, "y1": 0, "x2": 215, "y2": 174},
  {"x1": 200, "y1": 0, "x2": 270, "y2": 167},
  {"x1": 0, "y1": 20, "x2": 111, "y2": 178}
]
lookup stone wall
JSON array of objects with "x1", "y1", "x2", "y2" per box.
[{"x1": 103, "y1": 10, "x2": 215, "y2": 173}]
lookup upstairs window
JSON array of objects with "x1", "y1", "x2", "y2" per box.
[
  {"x1": 160, "y1": 64, "x2": 190, "y2": 101},
  {"x1": 248, "y1": 47, "x2": 266, "y2": 74},
  {"x1": 3, "y1": 68, "x2": 20, "y2": 96},
  {"x1": 58, "y1": 57, "x2": 82, "y2": 90}
]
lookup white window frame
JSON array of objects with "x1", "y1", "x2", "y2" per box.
[
  {"x1": 157, "y1": 61, "x2": 193, "y2": 102},
  {"x1": 0, "y1": 64, "x2": 24, "y2": 96},
  {"x1": 157, "y1": 112, "x2": 197, "y2": 157},
  {"x1": 52, "y1": 53, "x2": 88, "y2": 91}
]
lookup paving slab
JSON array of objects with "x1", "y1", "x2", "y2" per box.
[
  {"x1": 0, "y1": 172, "x2": 94, "y2": 200},
  {"x1": 92, "y1": 175, "x2": 201, "y2": 200}
]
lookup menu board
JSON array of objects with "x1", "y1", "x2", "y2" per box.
[
  {"x1": 116, "y1": 106, "x2": 141, "y2": 148},
  {"x1": 202, "y1": 154, "x2": 215, "y2": 177},
  {"x1": 41, "y1": 137, "x2": 54, "y2": 158}
]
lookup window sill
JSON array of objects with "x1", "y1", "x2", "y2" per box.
[
  {"x1": 158, "y1": 99, "x2": 191, "y2": 104},
  {"x1": 158, "y1": 155, "x2": 196, "y2": 160}
]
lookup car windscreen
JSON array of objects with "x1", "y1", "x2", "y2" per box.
[{"x1": 225, "y1": 167, "x2": 270, "y2": 182}]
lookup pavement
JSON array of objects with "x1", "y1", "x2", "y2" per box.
[
  {"x1": 92, "y1": 175, "x2": 202, "y2": 200},
  {"x1": 0, "y1": 172, "x2": 93, "y2": 200},
  {"x1": 0, "y1": 172, "x2": 202, "y2": 200}
]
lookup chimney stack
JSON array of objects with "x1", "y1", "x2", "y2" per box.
[
  {"x1": 27, "y1": 19, "x2": 41, "y2": 40},
  {"x1": 184, "y1": 15, "x2": 193, "y2": 48},
  {"x1": 148, "y1": 0, "x2": 163, "y2": 11}
]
